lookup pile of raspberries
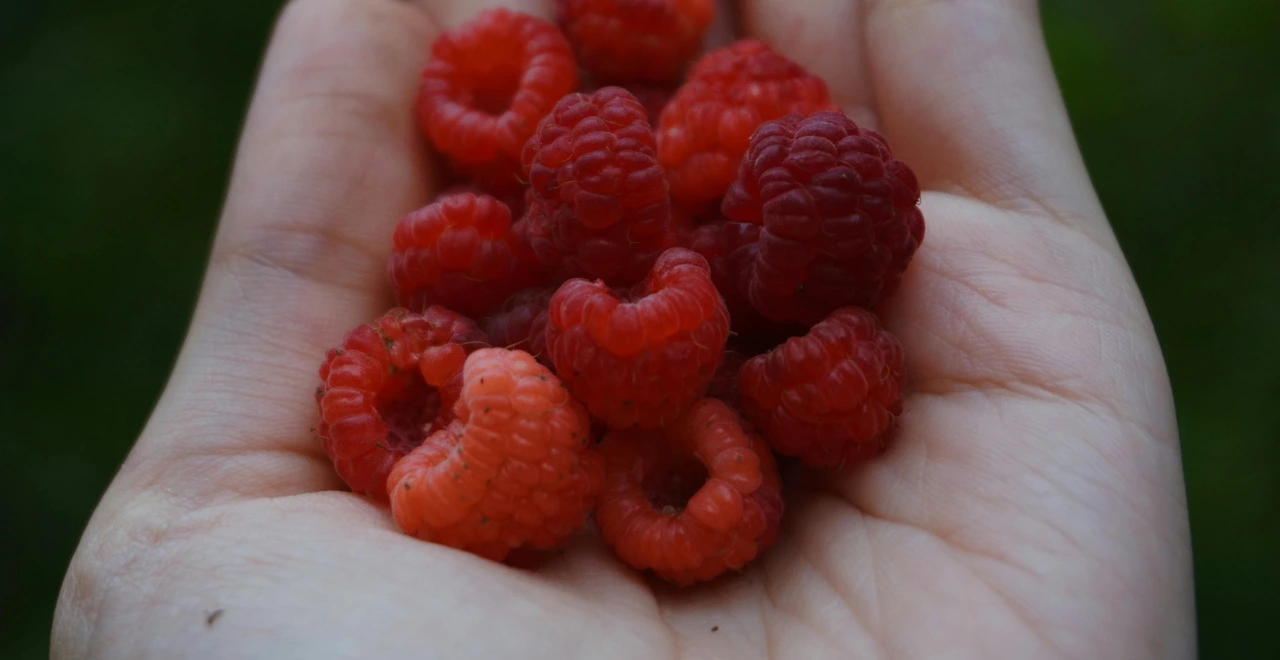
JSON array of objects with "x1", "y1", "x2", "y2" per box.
[{"x1": 315, "y1": 5, "x2": 924, "y2": 585}]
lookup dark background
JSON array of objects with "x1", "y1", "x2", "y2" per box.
[{"x1": 1, "y1": 0, "x2": 1276, "y2": 656}]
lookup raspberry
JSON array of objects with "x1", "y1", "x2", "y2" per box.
[
  {"x1": 388, "y1": 193, "x2": 541, "y2": 318},
  {"x1": 521, "y1": 87, "x2": 673, "y2": 286},
  {"x1": 546, "y1": 248, "x2": 730, "y2": 430},
  {"x1": 722, "y1": 111, "x2": 926, "y2": 323},
  {"x1": 418, "y1": 9, "x2": 578, "y2": 190},
  {"x1": 559, "y1": 0, "x2": 715, "y2": 83},
  {"x1": 657, "y1": 40, "x2": 834, "y2": 211},
  {"x1": 595, "y1": 399, "x2": 784, "y2": 585},
  {"x1": 387, "y1": 348, "x2": 604, "y2": 561},
  {"x1": 316, "y1": 308, "x2": 489, "y2": 502},
  {"x1": 738, "y1": 307, "x2": 904, "y2": 468},
  {"x1": 480, "y1": 286, "x2": 555, "y2": 361}
]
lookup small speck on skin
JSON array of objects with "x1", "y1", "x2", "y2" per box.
[
  {"x1": 711, "y1": 626, "x2": 719, "y2": 632},
  {"x1": 206, "y1": 609, "x2": 224, "y2": 627}
]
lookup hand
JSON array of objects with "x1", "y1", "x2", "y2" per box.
[{"x1": 53, "y1": 0, "x2": 1194, "y2": 657}]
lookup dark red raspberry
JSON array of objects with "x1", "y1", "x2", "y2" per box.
[
  {"x1": 480, "y1": 286, "x2": 555, "y2": 361},
  {"x1": 521, "y1": 87, "x2": 673, "y2": 286},
  {"x1": 657, "y1": 40, "x2": 834, "y2": 212},
  {"x1": 595, "y1": 399, "x2": 784, "y2": 585},
  {"x1": 316, "y1": 308, "x2": 489, "y2": 502},
  {"x1": 388, "y1": 193, "x2": 541, "y2": 318},
  {"x1": 559, "y1": 0, "x2": 715, "y2": 83},
  {"x1": 738, "y1": 307, "x2": 904, "y2": 468},
  {"x1": 546, "y1": 248, "x2": 730, "y2": 430},
  {"x1": 388, "y1": 348, "x2": 604, "y2": 561},
  {"x1": 722, "y1": 111, "x2": 926, "y2": 323},
  {"x1": 418, "y1": 9, "x2": 578, "y2": 190}
]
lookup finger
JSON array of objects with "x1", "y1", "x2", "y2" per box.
[
  {"x1": 863, "y1": 0, "x2": 1099, "y2": 220},
  {"x1": 414, "y1": 0, "x2": 555, "y2": 27},
  {"x1": 738, "y1": 0, "x2": 879, "y2": 127},
  {"x1": 119, "y1": 0, "x2": 438, "y2": 503}
]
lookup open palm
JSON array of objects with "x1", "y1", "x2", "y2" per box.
[{"x1": 54, "y1": 0, "x2": 1194, "y2": 657}]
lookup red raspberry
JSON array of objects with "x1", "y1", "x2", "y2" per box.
[
  {"x1": 657, "y1": 39, "x2": 834, "y2": 212},
  {"x1": 480, "y1": 286, "x2": 555, "y2": 361},
  {"x1": 722, "y1": 111, "x2": 926, "y2": 323},
  {"x1": 316, "y1": 308, "x2": 489, "y2": 502},
  {"x1": 387, "y1": 348, "x2": 604, "y2": 561},
  {"x1": 418, "y1": 9, "x2": 578, "y2": 190},
  {"x1": 521, "y1": 87, "x2": 673, "y2": 286},
  {"x1": 558, "y1": 0, "x2": 715, "y2": 83},
  {"x1": 738, "y1": 307, "x2": 904, "y2": 468},
  {"x1": 546, "y1": 248, "x2": 729, "y2": 430},
  {"x1": 388, "y1": 193, "x2": 541, "y2": 318},
  {"x1": 595, "y1": 399, "x2": 784, "y2": 585}
]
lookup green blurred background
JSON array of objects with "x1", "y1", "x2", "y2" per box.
[{"x1": 1, "y1": 0, "x2": 1276, "y2": 656}]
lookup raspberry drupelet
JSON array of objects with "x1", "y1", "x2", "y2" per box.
[
  {"x1": 738, "y1": 307, "x2": 905, "y2": 468},
  {"x1": 558, "y1": 0, "x2": 715, "y2": 83},
  {"x1": 387, "y1": 193, "x2": 540, "y2": 318},
  {"x1": 388, "y1": 348, "x2": 605, "y2": 561},
  {"x1": 418, "y1": 8, "x2": 578, "y2": 190},
  {"x1": 657, "y1": 39, "x2": 835, "y2": 212},
  {"x1": 595, "y1": 399, "x2": 784, "y2": 585},
  {"x1": 522, "y1": 87, "x2": 674, "y2": 286},
  {"x1": 546, "y1": 248, "x2": 730, "y2": 430},
  {"x1": 316, "y1": 308, "x2": 489, "y2": 502},
  {"x1": 722, "y1": 110, "x2": 926, "y2": 324}
]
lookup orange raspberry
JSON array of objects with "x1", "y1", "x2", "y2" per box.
[{"x1": 388, "y1": 348, "x2": 604, "y2": 561}]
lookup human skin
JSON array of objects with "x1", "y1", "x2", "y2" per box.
[{"x1": 52, "y1": 0, "x2": 1195, "y2": 657}]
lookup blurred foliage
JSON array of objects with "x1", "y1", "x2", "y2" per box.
[{"x1": 0, "y1": 0, "x2": 1276, "y2": 656}]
